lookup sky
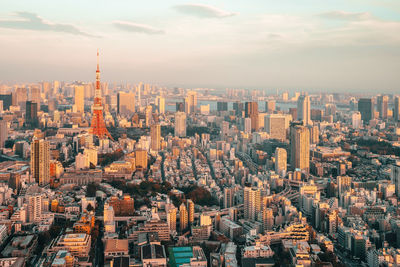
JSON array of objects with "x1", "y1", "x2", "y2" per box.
[{"x1": 0, "y1": 0, "x2": 399, "y2": 92}]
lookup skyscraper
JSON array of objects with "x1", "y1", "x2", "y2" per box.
[
  {"x1": 264, "y1": 114, "x2": 287, "y2": 141},
  {"x1": 394, "y1": 96, "x2": 400, "y2": 122},
  {"x1": 187, "y1": 199, "x2": 195, "y2": 225},
  {"x1": 150, "y1": 124, "x2": 161, "y2": 151},
  {"x1": 155, "y1": 95, "x2": 165, "y2": 114},
  {"x1": 233, "y1": 102, "x2": 244, "y2": 117},
  {"x1": 290, "y1": 124, "x2": 310, "y2": 173},
  {"x1": 392, "y1": 164, "x2": 400, "y2": 196},
  {"x1": 13, "y1": 87, "x2": 27, "y2": 107},
  {"x1": 174, "y1": 112, "x2": 187, "y2": 137},
  {"x1": 275, "y1": 147, "x2": 287, "y2": 176},
  {"x1": 30, "y1": 87, "x2": 41, "y2": 105},
  {"x1": 27, "y1": 193, "x2": 42, "y2": 223},
  {"x1": 265, "y1": 100, "x2": 276, "y2": 113},
  {"x1": 352, "y1": 112, "x2": 362, "y2": 129},
  {"x1": 245, "y1": 102, "x2": 259, "y2": 131},
  {"x1": 262, "y1": 207, "x2": 274, "y2": 232},
  {"x1": 297, "y1": 94, "x2": 311, "y2": 126},
  {"x1": 358, "y1": 98, "x2": 374, "y2": 124},
  {"x1": 31, "y1": 138, "x2": 50, "y2": 186},
  {"x1": 166, "y1": 205, "x2": 177, "y2": 232},
  {"x1": 145, "y1": 106, "x2": 153, "y2": 127},
  {"x1": 217, "y1": 101, "x2": 228, "y2": 112},
  {"x1": 74, "y1": 85, "x2": 85, "y2": 113},
  {"x1": 244, "y1": 186, "x2": 262, "y2": 221},
  {"x1": 337, "y1": 176, "x2": 352, "y2": 196},
  {"x1": 117, "y1": 92, "x2": 135, "y2": 116},
  {"x1": 25, "y1": 101, "x2": 38, "y2": 128},
  {"x1": 185, "y1": 91, "x2": 197, "y2": 114},
  {"x1": 179, "y1": 203, "x2": 188, "y2": 232},
  {"x1": 224, "y1": 187, "x2": 234, "y2": 209},
  {"x1": 377, "y1": 95, "x2": 388, "y2": 119},
  {"x1": 0, "y1": 119, "x2": 7, "y2": 148}
]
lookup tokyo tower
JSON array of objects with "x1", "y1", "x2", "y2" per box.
[{"x1": 89, "y1": 50, "x2": 113, "y2": 140}]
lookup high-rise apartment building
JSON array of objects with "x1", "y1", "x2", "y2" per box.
[
  {"x1": 392, "y1": 164, "x2": 400, "y2": 196},
  {"x1": 262, "y1": 208, "x2": 274, "y2": 232},
  {"x1": 275, "y1": 147, "x2": 287, "y2": 176},
  {"x1": 244, "y1": 186, "x2": 262, "y2": 221},
  {"x1": 145, "y1": 105, "x2": 153, "y2": 127},
  {"x1": 135, "y1": 149, "x2": 148, "y2": 170},
  {"x1": 174, "y1": 112, "x2": 187, "y2": 137},
  {"x1": 352, "y1": 112, "x2": 362, "y2": 129},
  {"x1": 27, "y1": 193, "x2": 42, "y2": 223},
  {"x1": 187, "y1": 199, "x2": 195, "y2": 225},
  {"x1": 224, "y1": 187, "x2": 234, "y2": 209},
  {"x1": 297, "y1": 94, "x2": 311, "y2": 126},
  {"x1": 166, "y1": 205, "x2": 177, "y2": 232},
  {"x1": 74, "y1": 85, "x2": 85, "y2": 113},
  {"x1": 150, "y1": 124, "x2": 161, "y2": 151},
  {"x1": 245, "y1": 102, "x2": 259, "y2": 132},
  {"x1": 179, "y1": 203, "x2": 188, "y2": 232},
  {"x1": 290, "y1": 124, "x2": 310, "y2": 173},
  {"x1": 31, "y1": 139, "x2": 50, "y2": 185},
  {"x1": 377, "y1": 95, "x2": 388, "y2": 119},
  {"x1": 358, "y1": 98, "x2": 374, "y2": 123},
  {"x1": 337, "y1": 176, "x2": 352, "y2": 197}
]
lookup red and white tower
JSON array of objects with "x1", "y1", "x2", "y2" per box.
[{"x1": 90, "y1": 50, "x2": 113, "y2": 140}]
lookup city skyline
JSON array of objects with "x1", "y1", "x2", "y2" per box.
[{"x1": 0, "y1": 0, "x2": 400, "y2": 92}]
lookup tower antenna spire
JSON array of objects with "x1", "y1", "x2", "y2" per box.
[{"x1": 97, "y1": 49, "x2": 99, "y2": 72}]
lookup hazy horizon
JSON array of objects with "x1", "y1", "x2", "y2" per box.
[{"x1": 1, "y1": 0, "x2": 399, "y2": 92}]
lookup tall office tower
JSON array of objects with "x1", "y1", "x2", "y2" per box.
[
  {"x1": 352, "y1": 112, "x2": 362, "y2": 129},
  {"x1": 135, "y1": 149, "x2": 148, "y2": 170},
  {"x1": 221, "y1": 121, "x2": 229, "y2": 138},
  {"x1": 0, "y1": 119, "x2": 7, "y2": 148},
  {"x1": 324, "y1": 103, "x2": 336, "y2": 118},
  {"x1": 25, "y1": 101, "x2": 38, "y2": 128},
  {"x1": 392, "y1": 164, "x2": 400, "y2": 196},
  {"x1": 244, "y1": 118, "x2": 252, "y2": 134},
  {"x1": 137, "y1": 82, "x2": 143, "y2": 108},
  {"x1": 176, "y1": 102, "x2": 185, "y2": 112},
  {"x1": 31, "y1": 139, "x2": 50, "y2": 186},
  {"x1": 13, "y1": 87, "x2": 28, "y2": 107},
  {"x1": 377, "y1": 95, "x2": 389, "y2": 119},
  {"x1": 90, "y1": 51, "x2": 112, "y2": 140},
  {"x1": 155, "y1": 95, "x2": 165, "y2": 114},
  {"x1": 358, "y1": 98, "x2": 374, "y2": 124},
  {"x1": 74, "y1": 85, "x2": 85, "y2": 113},
  {"x1": 53, "y1": 80, "x2": 60, "y2": 95},
  {"x1": 42, "y1": 82, "x2": 51, "y2": 96},
  {"x1": 174, "y1": 112, "x2": 187, "y2": 137},
  {"x1": 290, "y1": 124, "x2": 310, "y2": 173},
  {"x1": 275, "y1": 147, "x2": 287, "y2": 176},
  {"x1": 30, "y1": 87, "x2": 41, "y2": 105},
  {"x1": 166, "y1": 206, "x2": 177, "y2": 232},
  {"x1": 224, "y1": 187, "x2": 234, "y2": 209},
  {"x1": 27, "y1": 193, "x2": 42, "y2": 223},
  {"x1": 217, "y1": 101, "x2": 228, "y2": 112},
  {"x1": 264, "y1": 114, "x2": 286, "y2": 141},
  {"x1": 244, "y1": 186, "x2": 262, "y2": 221},
  {"x1": 185, "y1": 91, "x2": 197, "y2": 114},
  {"x1": 395, "y1": 96, "x2": 400, "y2": 122},
  {"x1": 297, "y1": 94, "x2": 311, "y2": 126},
  {"x1": 245, "y1": 102, "x2": 259, "y2": 131},
  {"x1": 0, "y1": 94, "x2": 12, "y2": 111},
  {"x1": 265, "y1": 100, "x2": 276, "y2": 113},
  {"x1": 309, "y1": 125, "x2": 319, "y2": 144},
  {"x1": 150, "y1": 124, "x2": 161, "y2": 151},
  {"x1": 145, "y1": 106, "x2": 153, "y2": 127},
  {"x1": 337, "y1": 176, "x2": 352, "y2": 196},
  {"x1": 187, "y1": 199, "x2": 195, "y2": 225},
  {"x1": 262, "y1": 208, "x2": 274, "y2": 232},
  {"x1": 233, "y1": 102, "x2": 244, "y2": 117},
  {"x1": 179, "y1": 203, "x2": 188, "y2": 232},
  {"x1": 117, "y1": 92, "x2": 135, "y2": 116}
]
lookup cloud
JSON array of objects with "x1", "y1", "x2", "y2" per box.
[
  {"x1": 113, "y1": 21, "x2": 164, "y2": 34},
  {"x1": 0, "y1": 12, "x2": 95, "y2": 37},
  {"x1": 173, "y1": 4, "x2": 238, "y2": 18},
  {"x1": 318, "y1": 11, "x2": 373, "y2": 21}
]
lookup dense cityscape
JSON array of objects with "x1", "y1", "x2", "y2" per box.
[{"x1": 0, "y1": 49, "x2": 398, "y2": 267}]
